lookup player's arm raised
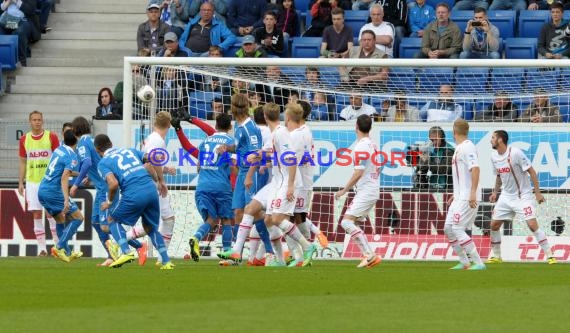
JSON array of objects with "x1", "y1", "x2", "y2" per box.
[{"x1": 527, "y1": 166, "x2": 545, "y2": 204}]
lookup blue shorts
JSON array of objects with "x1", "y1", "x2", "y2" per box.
[
  {"x1": 196, "y1": 190, "x2": 234, "y2": 222},
  {"x1": 92, "y1": 190, "x2": 109, "y2": 226},
  {"x1": 38, "y1": 191, "x2": 79, "y2": 217},
  {"x1": 109, "y1": 188, "x2": 159, "y2": 228},
  {"x1": 231, "y1": 172, "x2": 263, "y2": 210}
]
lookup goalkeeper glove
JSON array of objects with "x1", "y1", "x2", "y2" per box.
[{"x1": 170, "y1": 117, "x2": 182, "y2": 131}]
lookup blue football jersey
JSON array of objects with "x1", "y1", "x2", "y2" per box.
[
  {"x1": 40, "y1": 145, "x2": 78, "y2": 193},
  {"x1": 197, "y1": 132, "x2": 235, "y2": 192},
  {"x1": 97, "y1": 148, "x2": 152, "y2": 196},
  {"x1": 234, "y1": 118, "x2": 262, "y2": 174},
  {"x1": 76, "y1": 134, "x2": 106, "y2": 191}
]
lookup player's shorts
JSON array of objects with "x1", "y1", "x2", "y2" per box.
[
  {"x1": 269, "y1": 186, "x2": 296, "y2": 216},
  {"x1": 345, "y1": 191, "x2": 378, "y2": 218},
  {"x1": 92, "y1": 190, "x2": 107, "y2": 226},
  {"x1": 445, "y1": 200, "x2": 478, "y2": 229},
  {"x1": 253, "y1": 182, "x2": 275, "y2": 213},
  {"x1": 232, "y1": 172, "x2": 261, "y2": 210},
  {"x1": 195, "y1": 190, "x2": 234, "y2": 222},
  {"x1": 25, "y1": 182, "x2": 42, "y2": 211},
  {"x1": 38, "y1": 190, "x2": 79, "y2": 217},
  {"x1": 159, "y1": 194, "x2": 174, "y2": 219},
  {"x1": 294, "y1": 189, "x2": 312, "y2": 214},
  {"x1": 492, "y1": 194, "x2": 537, "y2": 221},
  {"x1": 109, "y1": 188, "x2": 159, "y2": 228}
]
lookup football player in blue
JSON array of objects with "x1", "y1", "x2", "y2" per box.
[
  {"x1": 95, "y1": 134, "x2": 173, "y2": 269},
  {"x1": 69, "y1": 117, "x2": 146, "y2": 266},
  {"x1": 38, "y1": 129, "x2": 84, "y2": 263}
]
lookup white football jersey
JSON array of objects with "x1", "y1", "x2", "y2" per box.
[
  {"x1": 271, "y1": 125, "x2": 302, "y2": 188},
  {"x1": 259, "y1": 125, "x2": 273, "y2": 183},
  {"x1": 353, "y1": 136, "x2": 380, "y2": 195},
  {"x1": 143, "y1": 131, "x2": 166, "y2": 153},
  {"x1": 491, "y1": 146, "x2": 533, "y2": 197},
  {"x1": 451, "y1": 140, "x2": 481, "y2": 200},
  {"x1": 293, "y1": 124, "x2": 314, "y2": 190}
]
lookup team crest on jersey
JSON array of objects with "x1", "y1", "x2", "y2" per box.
[
  {"x1": 71, "y1": 159, "x2": 78, "y2": 167},
  {"x1": 250, "y1": 135, "x2": 258, "y2": 146}
]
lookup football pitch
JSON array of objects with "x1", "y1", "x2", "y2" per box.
[{"x1": 0, "y1": 258, "x2": 568, "y2": 333}]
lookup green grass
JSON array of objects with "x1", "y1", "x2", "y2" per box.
[{"x1": 0, "y1": 258, "x2": 568, "y2": 333}]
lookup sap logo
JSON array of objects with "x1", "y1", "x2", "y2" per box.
[
  {"x1": 497, "y1": 167, "x2": 511, "y2": 173},
  {"x1": 28, "y1": 151, "x2": 49, "y2": 158}
]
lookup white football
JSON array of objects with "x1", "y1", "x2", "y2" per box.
[{"x1": 137, "y1": 84, "x2": 156, "y2": 103}]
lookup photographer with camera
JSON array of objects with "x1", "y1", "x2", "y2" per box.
[
  {"x1": 414, "y1": 126, "x2": 454, "y2": 190},
  {"x1": 460, "y1": 7, "x2": 500, "y2": 59}
]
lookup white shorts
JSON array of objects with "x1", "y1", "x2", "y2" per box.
[
  {"x1": 345, "y1": 192, "x2": 378, "y2": 218},
  {"x1": 492, "y1": 194, "x2": 537, "y2": 221},
  {"x1": 270, "y1": 186, "x2": 295, "y2": 216},
  {"x1": 445, "y1": 200, "x2": 478, "y2": 229},
  {"x1": 25, "y1": 182, "x2": 43, "y2": 211},
  {"x1": 253, "y1": 182, "x2": 275, "y2": 215},
  {"x1": 293, "y1": 189, "x2": 312, "y2": 214},
  {"x1": 159, "y1": 194, "x2": 174, "y2": 219}
]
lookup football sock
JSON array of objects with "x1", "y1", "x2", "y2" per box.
[
  {"x1": 159, "y1": 216, "x2": 175, "y2": 251},
  {"x1": 148, "y1": 226, "x2": 170, "y2": 264},
  {"x1": 254, "y1": 219, "x2": 274, "y2": 254},
  {"x1": 305, "y1": 218, "x2": 320, "y2": 234},
  {"x1": 110, "y1": 222, "x2": 130, "y2": 254},
  {"x1": 279, "y1": 219, "x2": 310, "y2": 250},
  {"x1": 297, "y1": 222, "x2": 310, "y2": 240},
  {"x1": 341, "y1": 219, "x2": 372, "y2": 258},
  {"x1": 285, "y1": 235, "x2": 303, "y2": 261},
  {"x1": 34, "y1": 218, "x2": 47, "y2": 252},
  {"x1": 58, "y1": 219, "x2": 82, "y2": 255},
  {"x1": 455, "y1": 229, "x2": 482, "y2": 265},
  {"x1": 232, "y1": 214, "x2": 253, "y2": 253},
  {"x1": 248, "y1": 226, "x2": 260, "y2": 262},
  {"x1": 92, "y1": 223, "x2": 112, "y2": 257},
  {"x1": 490, "y1": 230, "x2": 502, "y2": 258},
  {"x1": 126, "y1": 225, "x2": 146, "y2": 240},
  {"x1": 221, "y1": 224, "x2": 233, "y2": 251},
  {"x1": 533, "y1": 229, "x2": 553, "y2": 257},
  {"x1": 194, "y1": 223, "x2": 211, "y2": 241},
  {"x1": 47, "y1": 217, "x2": 58, "y2": 244},
  {"x1": 55, "y1": 223, "x2": 69, "y2": 254},
  {"x1": 271, "y1": 238, "x2": 285, "y2": 264}
]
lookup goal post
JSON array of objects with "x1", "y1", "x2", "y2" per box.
[{"x1": 120, "y1": 56, "x2": 570, "y2": 262}]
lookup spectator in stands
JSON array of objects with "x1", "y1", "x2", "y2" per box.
[
  {"x1": 420, "y1": 84, "x2": 463, "y2": 122},
  {"x1": 203, "y1": 45, "x2": 230, "y2": 94},
  {"x1": 538, "y1": 3, "x2": 570, "y2": 59},
  {"x1": 236, "y1": 34, "x2": 267, "y2": 57},
  {"x1": 37, "y1": 0, "x2": 53, "y2": 33},
  {"x1": 385, "y1": 91, "x2": 420, "y2": 122},
  {"x1": 340, "y1": 30, "x2": 389, "y2": 89},
  {"x1": 359, "y1": 4, "x2": 395, "y2": 57},
  {"x1": 309, "y1": 92, "x2": 333, "y2": 120},
  {"x1": 157, "y1": 66, "x2": 188, "y2": 116},
  {"x1": 320, "y1": 7, "x2": 353, "y2": 58},
  {"x1": 352, "y1": 0, "x2": 376, "y2": 10},
  {"x1": 520, "y1": 88, "x2": 562, "y2": 123},
  {"x1": 189, "y1": 0, "x2": 229, "y2": 23},
  {"x1": 490, "y1": 0, "x2": 527, "y2": 11},
  {"x1": 415, "y1": 3, "x2": 462, "y2": 59},
  {"x1": 158, "y1": 32, "x2": 190, "y2": 56},
  {"x1": 528, "y1": 0, "x2": 570, "y2": 11},
  {"x1": 258, "y1": 65, "x2": 293, "y2": 112},
  {"x1": 137, "y1": 3, "x2": 170, "y2": 55},
  {"x1": 227, "y1": 0, "x2": 266, "y2": 36},
  {"x1": 207, "y1": 97, "x2": 227, "y2": 120},
  {"x1": 416, "y1": 126, "x2": 454, "y2": 190},
  {"x1": 95, "y1": 87, "x2": 123, "y2": 120},
  {"x1": 304, "y1": 0, "x2": 336, "y2": 37},
  {"x1": 153, "y1": 0, "x2": 191, "y2": 38},
  {"x1": 339, "y1": 94, "x2": 377, "y2": 121},
  {"x1": 460, "y1": 7, "x2": 500, "y2": 59},
  {"x1": 408, "y1": 0, "x2": 435, "y2": 38},
  {"x1": 453, "y1": 0, "x2": 489, "y2": 10},
  {"x1": 379, "y1": 0, "x2": 408, "y2": 45},
  {"x1": 0, "y1": 0, "x2": 40, "y2": 66},
  {"x1": 473, "y1": 91, "x2": 519, "y2": 122},
  {"x1": 179, "y1": 1, "x2": 236, "y2": 56},
  {"x1": 254, "y1": 11, "x2": 285, "y2": 56},
  {"x1": 276, "y1": 0, "x2": 300, "y2": 38}
]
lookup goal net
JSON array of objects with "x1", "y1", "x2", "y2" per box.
[{"x1": 121, "y1": 57, "x2": 570, "y2": 263}]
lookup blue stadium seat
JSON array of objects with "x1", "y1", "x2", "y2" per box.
[
  {"x1": 295, "y1": 0, "x2": 310, "y2": 12},
  {"x1": 474, "y1": 96, "x2": 494, "y2": 116},
  {"x1": 518, "y1": 10, "x2": 549, "y2": 38},
  {"x1": 488, "y1": 10, "x2": 516, "y2": 39},
  {"x1": 399, "y1": 37, "x2": 422, "y2": 58},
  {"x1": 526, "y1": 67, "x2": 560, "y2": 92},
  {"x1": 344, "y1": 10, "x2": 369, "y2": 38},
  {"x1": 291, "y1": 37, "x2": 321, "y2": 58},
  {"x1": 189, "y1": 91, "x2": 220, "y2": 119},
  {"x1": 417, "y1": 67, "x2": 455, "y2": 94},
  {"x1": 550, "y1": 94, "x2": 570, "y2": 122},
  {"x1": 491, "y1": 67, "x2": 525, "y2": 93},
  {"x1": 427, "y1": 0, "x2": 455, "y2": 10},
  {"x1": 282, "y1": 66, "x2": 306, "y2": 84},
  {"x1": 0, "y1": 35, "x2": 18, "y2": 70},
  {"x1": 559, "y1": 67, "x2": 570, "y2": 87},
  {"x1": 388, "y1": 67, "x2": 417, "y2": 93},
  {"x1": 320, "y1": 66, "x2": 340, "y2": 87},
  {"x1": 223, "y1": 37, "x2": 243, "y2": 57},
  {"x1": 455, "y1": 67, "x2": 489, "y2": 94},
  {"x1": 0, "y1": 63, "x2": 3, "y2": 94},
  {"x1": 458, "y1": 100, "x2": 475, "y2": 120},
  {"x1": 450, "y1": 10, "x2": 473, "y2": 34},
  {"x1": 504, "y1": 38, "x2": 537, "y2": 59}
]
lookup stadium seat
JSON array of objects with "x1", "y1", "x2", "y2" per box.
[
  {"x1": 0, "y1": 35, "x2": 18, "y2": 70},
  {"x1": 455, "y1": 67, "x2": 490, "y2": 94},
  {"x1": 320, "y1": 66, "x2": 341, "y2": 87},
  {"x1": 388, "y1": 67, "x2": 417, "y2": 93},
  {"x1": 491, "y1": 67, "x2": 525, "y2": 93},
  {"x1": 487, "y1": 10, "x2": 516, "y2": 39},
  {"x1": 282, "y1": 66, "x2": 306, "y2": 84},
  {"x1": 295, "y1": 0, "x2": 310, "y2": 12},
  {"x1": 458, "y1": 100, "x2": 475, "y2": 120},
  {"x1": 504, "y1": 38, "x2": 537, "y2": 59},
  {"x1": 450, "y1": 10, "x2": 473, "y2": 34},
  {"x1": 559, "y1": 67, "x2": 570, "y2": 87},
  {"x1": 344, "y1": 10, "x2": 369, "y2": 38},
  {"x1": 474, "y1": 95, "x2": 494, "y2": 116},
  {"x1": 550, "y1": 94, "x2": 570, "y2": 122},
  {"x1": 0, "y1": 63, "x2": 3, "y2": 94},
  {"x1": 291, "y1": 37, "x2": 321, "y2": 58},
  {"x1": 526, "y1": 67, "x2": 560, "y2": 92},
  {"x1": 399, "y1": 37, "x2": 422, "y2": 58},
  {"x1": 427, "y1": 0, "x2": 455, "y2": 10},
  {"x1": 417, "y1": 67, "x2": 455, "y2": 94},
  {"x1": 223, "y1": 37, "x2": 243, "y2": 57},
  {"x1": 189, "y1": 91, "x2": 220, "y2": 119},
  {"x1": 518, "y1": 10, "x2": 549, "y2": 38}
]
